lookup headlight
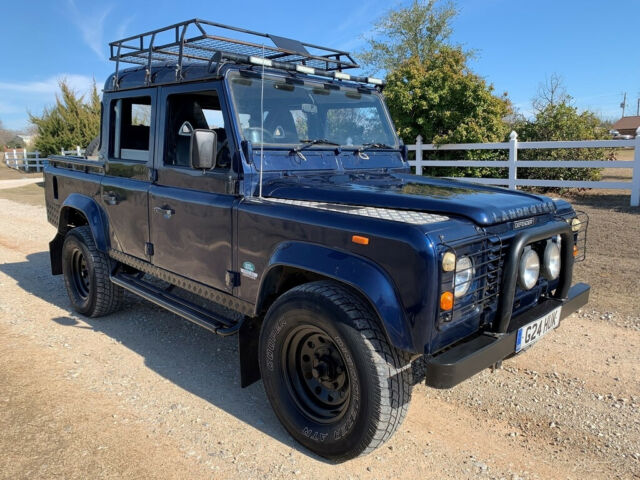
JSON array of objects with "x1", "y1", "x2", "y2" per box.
[
  {"x1": 454, "y1": 256, "x2": 474, "y2": 298},
  {"x1": 543, "y1": 241, "x2": 561, "y2": 280},
  {"x1": 518, "y1": 248, "x2": 540, "y2": 290}
]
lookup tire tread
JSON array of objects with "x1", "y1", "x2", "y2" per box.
[
  {"x1": 278, "y1": 281, "x2": 412, "y2": 460},
  {"x1": 66, "y1": 226, "x2": 123, "y2": 317}
]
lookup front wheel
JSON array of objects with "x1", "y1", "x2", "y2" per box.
[{"x1": 259, "y1": 281, "x2": 412, "y2": 461}]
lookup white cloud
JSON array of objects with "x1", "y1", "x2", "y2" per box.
[
  {"x1": 66, "y1": 0, "x2": 113, "y2": 60},
  {"x1": 0, "y1": 74, "x2": 97, "y2": 131},
  {"x1": 0, "y1": 74, "x2": 95, "y2": 97}
]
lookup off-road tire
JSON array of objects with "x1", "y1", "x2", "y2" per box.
[
  {"x1": 62, "y1": 226, "x2": 123, "y2": 317},
  {"x1": 85, "y1": 136, "x2": 100, "y2": 158},
  {"x1": 259, "y1": 281, "x2": 412, "y2": 461}
]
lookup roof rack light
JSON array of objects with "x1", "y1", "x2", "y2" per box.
[
  {"x1": 367, "y1": 77, "x2": 384, "y2": 86},
  {"x1": 296, "y1": 65, "x2": 316, "y2": 75},
  {"x1": 333, "y1": 71, "x2": 351, "y2": 81},
  {"x1": 249, "y1": 56, "x2": 273, "y2": 67}
]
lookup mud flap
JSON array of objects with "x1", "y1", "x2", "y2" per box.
[{"x1": 239, "y1": 316, "x2": 261, "y2": 388}]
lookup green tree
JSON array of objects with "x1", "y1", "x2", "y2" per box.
[
  {"x1": 359, "y1": 0, "x2": 459, "y2": 73},
  {"x1": 0, "y1": 120, "x2": 16, "y2": 148},
  {"x1": 513, "y1": 75, "x2": 609, "y2": 183},
  {"x1": 384, "y1": 53, "x2": 512, "y2": 177},
  {"x1": 29, "y1": 79, "x2": 101, "y2": 156}
]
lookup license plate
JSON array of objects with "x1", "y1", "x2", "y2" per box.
[{"x1": 515, "y1": 306, "x2": 561, "y2": 353}]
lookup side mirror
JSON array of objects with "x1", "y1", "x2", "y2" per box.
[{"x1": 190, "y1": 129, "x2": 217, "y2": 170}]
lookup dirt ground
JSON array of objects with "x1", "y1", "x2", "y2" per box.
[{"x1": 0, "y1": 162, "x2": 638, "y2": 479}]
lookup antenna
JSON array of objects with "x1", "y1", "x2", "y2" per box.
[{"x1": 259, "y1": 44, "x2": 265, "y2": 199}]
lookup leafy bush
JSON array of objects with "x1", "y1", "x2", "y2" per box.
[
  {"x1": 29, "y1": 80, "x2": 100, "y2": 157},
  {"x1": 384, "y1": 54, "x2": 512, "y2": 178}
]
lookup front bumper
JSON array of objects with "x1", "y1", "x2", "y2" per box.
[{"x1": 425, "y1": 282, "x2": 590, "y2": 388}]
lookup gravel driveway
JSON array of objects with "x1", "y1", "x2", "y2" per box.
[{"x1": 0, "y1": 197, "x2": 638, "y2": 480}]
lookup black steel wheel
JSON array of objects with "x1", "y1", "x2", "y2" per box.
[
  {"x1": 283, "y1": 325, "x2": 351, "y2": 423},
  {"x1": 62, "y1": 226, "x2": 123, "y2": 317},
  {"x1": 69, "y1": 247, "x2": 90, "y2": 300},
  {"x1": 259, "y1": 281, "x2": 412, "y2": 461}
]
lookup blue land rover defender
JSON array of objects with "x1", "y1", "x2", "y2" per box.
[{"x1": 44, "y1": 20, "x2": 589, "y2": 461}]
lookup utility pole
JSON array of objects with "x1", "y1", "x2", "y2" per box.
[
  {"x1": 637, "y1": 97, "x2": 639, "y2": 116},
  {"x1": 620, "y1": 92, "x2": 627, "y2": 117}
]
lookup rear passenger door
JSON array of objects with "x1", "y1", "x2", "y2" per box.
[
  {"x1": 149, "y1": 83, "x2": 237, "y2": 292},
  {"x1": 101, "y1": 90, "x2": 156, "y2": 261}
]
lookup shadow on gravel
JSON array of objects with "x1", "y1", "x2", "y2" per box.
[
  {"x1": 564, "y1": 193, "x2": 640, "y2": 213},
  {"x1": 0, "y1": 251, "x2": 326, "y2": 461}
]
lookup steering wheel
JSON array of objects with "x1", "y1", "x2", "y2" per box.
[{"x1": 243, "y1": 127, "x2": 274, "y2": 144}]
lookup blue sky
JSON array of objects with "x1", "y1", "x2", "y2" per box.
[{"x1": 1, "y1": 0, "x2": 638, "y2": 131}]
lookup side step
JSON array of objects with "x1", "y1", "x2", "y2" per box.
[{"x1": 111, "y1": 274, "x2": 243, "y2": 336}]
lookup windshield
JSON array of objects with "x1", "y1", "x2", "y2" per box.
[{"x1": 228, "y1": 72, "x2": 399, "y2": 150}]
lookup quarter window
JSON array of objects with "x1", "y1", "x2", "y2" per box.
[{"x1": 110, "y1": 96, "x2": 151, "y2": 161}]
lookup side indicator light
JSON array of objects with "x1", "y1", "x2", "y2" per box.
[
  {"x1": 351, "y1": 235, "x2": 370, "y2": 245},
  {"x1": 573, "y1": 245, "x2": 579, "y2": 257},
  {"x1": 440, "y1": 291, "x2": 454, "y2": 311}
]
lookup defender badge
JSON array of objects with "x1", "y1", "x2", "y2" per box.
[{"x1": 514, "y1": 217, "x2": 536, "y2": 229}]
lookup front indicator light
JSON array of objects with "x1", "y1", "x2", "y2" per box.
[
  {"x1": 573, "y1": 245, "x2": 579, "y2": 257},
  {"x1": 518, "y1": 248, "x2": 540, "y2": 290},
  {"x1": 440, "y1": 291, "x2": 454, "y2": 311}
]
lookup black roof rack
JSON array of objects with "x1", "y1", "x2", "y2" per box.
[{"x1": 109, "y1": 19, "x2": 361, "y2": 88}]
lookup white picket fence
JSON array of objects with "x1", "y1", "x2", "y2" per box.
[
  {"x1": 408, "y1": 127, "x2": 640, "y2": 207},
  {"x1": 3, "y1": 146, "x2": 84, "y2": 172}
]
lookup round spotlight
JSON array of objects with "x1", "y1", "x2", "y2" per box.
[
  {"x1": 543, "y1": 241, "x2": 561, "y2": 280},
  {"x1": 518, "y1": 248, "x2": 540, "y2": 290}
]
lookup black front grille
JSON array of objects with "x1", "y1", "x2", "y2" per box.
[{"x1": 437, "y1": 235, "x2": 508, "y2": 328}]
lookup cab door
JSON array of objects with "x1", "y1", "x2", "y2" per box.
[
  {"x1": 100, "y1": 90, "x2": 156, "y2": 260},
  {"x1": 148, "y1": 83, "x2": 237, "y2": 292}
]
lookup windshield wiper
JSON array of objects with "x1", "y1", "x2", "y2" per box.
[
  {"x1": 356, "y1": 142, "x2": 396, "y2": 152},
  {"x1": 289, "y1": 139, "x2": 341, "y2": 162},
  {"x1": 293, "y1": 139, "x2": 341, "y2": 152},
  {"x1": 352, "y1": 142, "x2": 398, "y2": 159}
]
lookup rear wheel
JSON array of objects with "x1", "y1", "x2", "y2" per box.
[
  {"x1": 62, "y1": 226, "x2": 123, "y2": 317},
  {"x1": 259, "y1": 281, "x2": 412, "y2": 461}
]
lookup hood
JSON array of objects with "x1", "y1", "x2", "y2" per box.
[{"x1": 261, "y1": 172, "x2": 557, "y2": 226}]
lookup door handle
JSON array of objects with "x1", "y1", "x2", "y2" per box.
[
  {"x1": 153, "y1": 206, "x2": 175, "y2": 219},
  {"x1": 102, "y1": 193, "x2": 118, "y2": 205}
]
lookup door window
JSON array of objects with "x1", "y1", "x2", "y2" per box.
[
  {"x1": 164, "y1": 91, "x2": 231, "y2": 169},
  {"x1": 110, "y1": 96, "x2": 152, "y2": 161}
]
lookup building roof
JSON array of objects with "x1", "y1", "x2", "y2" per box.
[{"x1": 611, "y1": 116, "x2": 640, "y2": 131}]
